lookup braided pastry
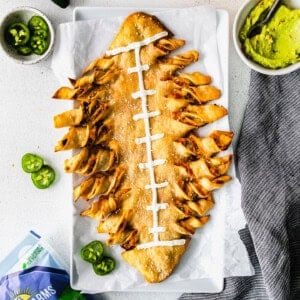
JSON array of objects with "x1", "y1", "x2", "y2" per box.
[{"x1": 53, "y1": 12, "x2": 233, "y2": 283}]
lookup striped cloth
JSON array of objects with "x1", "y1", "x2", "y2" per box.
[{"x1": 180, "y1": 70, "x2": 300, "y2": 300}]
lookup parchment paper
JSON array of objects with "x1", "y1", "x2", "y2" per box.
[{"x1": 51, "y1": 6, "x2": 254, "y2": 293}]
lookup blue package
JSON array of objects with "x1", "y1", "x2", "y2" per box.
[{"x1": 0, "y1": 231, "x2": 86, "y2": 300}]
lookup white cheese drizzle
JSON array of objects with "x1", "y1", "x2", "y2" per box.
[
  {"x1": 135, "y1": 133, "x2": 164, "y2": 145},
  {"x1": 132, "y1": 90, "x2": 156, "y2": 99},
  {"x1": 133, "y1": 111, "x2": 160, "y2": 121},
  {"x1": 146, "y1": 203, "x2": 169, "y2": 211},
  {"x1": 128, "y1": 64, "x2": 149, "y2": 74},
  {"x1": 145, "y1": 182, "x2": 169, "y2": 190},
  {"x1": 105, "y1": 31, "x2": 168, "y2": 56},
  {"x1": 139, "y1": 158, "x2": 166, "y2": 170},
  {"x1": 137, "y1": 240, "x2": 186, "y2": 249},
  {"x1": 107, "y1": 30, "x2": 186, "y2": 249}
]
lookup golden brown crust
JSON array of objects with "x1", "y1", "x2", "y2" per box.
[
  {"x1": 106, "y1": 12, "x2": 173, "y2": 51},
  {"x1": 121, "y1": 242, "x2": 190, "y2": 283},
  {"x1": 53, "y1": 12, "x2": 233, "y2": 283}
]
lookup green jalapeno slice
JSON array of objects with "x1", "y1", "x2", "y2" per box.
[
  {"x1": 31, "y1": 165, "x2": 55, "y2": 189},
  {"x1": 6, "y1": 22, "x2": 30, "y2": 46},
  {"x1": 33, "y1": 29, "x2": 48, "y2": 40},
  {"x1": 92, "y1": 256, "x2": 115, "y2": 276},
  {"x1": 28, "y1": 16, "x2": 49, "y2": 32},
  {"x1": 58, "y1": 285, "x2": 86, "y2": 300},
  {"x1": 17, "y1": 45, "x2": 32, "y2": 55},
  {"x1": 21, "y1": 153, "x2": 44, "y2": 173},
  {"x1": 30, "y1": 36, "x2": 49, "y2": 55},
  {"x1": 80, "y1": 240, "x2": 104, "y2": 264}
]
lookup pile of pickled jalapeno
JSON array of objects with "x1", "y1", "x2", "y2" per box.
[
  {"x1": 80, "y1": 240, "x2": 116, "y2": 276},
  {"x1": 5, "y1": 15, "x2": 50, "y2": 56}
]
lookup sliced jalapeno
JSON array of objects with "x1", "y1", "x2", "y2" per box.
[
  {"x1": 92, "y1": 256, "x2": 115, "y2": 276},
  {"x1": 31, "y1": 165, "x2": 55, "y2": 189},
  {"x1": 30, "y1": 36, "x2": 49, "y2": 55},
  {"x1": 17, "y1": 45, "x2": 32, "y2": 56},
  {"x1": 5, "y1": 16, "x2": 50, "y2": 56},
  {"x1": 28, "y1": 16, "x2": 49, "y2": 32},
  {"x1": 58, "y1": 285, "x2": 86, "y2": 300},
  {"x1": 80, "y1": 240, "x2": 104, "y2": 264},
  {"x1": 21, "y1": 153, "x2": 44, "y2": 173},
  {"x1": 6, "y1": 22, "x2": 30, "y2": 46},
  {"x1": 33, "y1": 29, "x2": 48, "y2": 39}
]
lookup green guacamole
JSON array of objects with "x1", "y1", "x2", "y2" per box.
[{"x1": 239, "y1": 0, "x2": 300, "y2": 69}]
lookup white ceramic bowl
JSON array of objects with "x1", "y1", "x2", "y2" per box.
[
  {"x1": 0, "y1": 6, "x2": 55, "y2": 64},
  {"x1": 233, "y1": 0, "x2": 300, "y2": 75}
]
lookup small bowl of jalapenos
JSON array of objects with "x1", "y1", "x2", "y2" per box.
[{"x1": 0, "y1": 6, "x2": 55, "y2": 64}]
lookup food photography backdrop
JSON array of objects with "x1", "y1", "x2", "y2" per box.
[{"x1": 2, "y1": 0, "x2": 298, "y2": 300}]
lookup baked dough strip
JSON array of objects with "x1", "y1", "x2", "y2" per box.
[{"x1": 106, "y1": 30, "x2": 186, "y2": 249}]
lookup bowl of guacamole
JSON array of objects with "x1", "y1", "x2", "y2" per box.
[{"x1": 233, "y1": 0, "x2": 300, "y2": 75}]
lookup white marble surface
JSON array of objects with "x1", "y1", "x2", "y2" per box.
[{"x1": 0, "y1": 0, "x2": 250, "y2": 299}]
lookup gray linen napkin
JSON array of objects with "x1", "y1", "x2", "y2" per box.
[{"x1": 180, "y1": 70, "x2": 300, "y2": 300}]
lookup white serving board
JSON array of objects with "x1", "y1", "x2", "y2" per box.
[{"x1": 70, "y1": 6, "x2": 229, "y2": 294}]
